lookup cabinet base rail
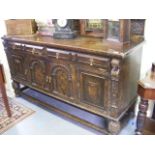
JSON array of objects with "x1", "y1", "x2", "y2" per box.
[{"x1": 19, "y1": 87, "x2": 133, "y2": 135}]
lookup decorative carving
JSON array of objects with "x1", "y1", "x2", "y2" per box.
[
  {"x1": 108, "y1": 120, "x2": 121, "y2": 134},
  {"x1": 80, "y1": 73, "x2": 104, "y2": 108},
  {"x1": 11, "y1": 55, "x2": 26, "y2": 80},
  {"x1": 51, "y1": 65, "x2": 72, "y2": 97},
  {"x1": 110, "y1": 58, "x2": 121, "y2": 116},
  {"x1": 30, "y1": 60, "x2": 46, "y2": 87},
  {"x1": 136, "y1": 98, "x2": 149, "y2": 135},
  {"x1": 111, "y1": 59, "x2": 120, "y2": 79},
  {"x1": 111, "y1": 81, "x2": 119, "y2": 103},
  {"x1": 57, "y1": 70, "x2": 68, "y2": 95}
]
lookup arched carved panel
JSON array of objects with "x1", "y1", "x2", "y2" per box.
[
  {"x1": 51, "y1": 65, "x2": 73, "y2": 98},
  {"x1": 30, "y1": 60, "x2": 46, "y2": 87},
  {"x1": 10, "y1": 54, "x2": 26, "y2": 80}
]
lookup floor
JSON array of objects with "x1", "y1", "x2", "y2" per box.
[{"x1": 3, "y1": 97, "x2": 136, "y2": 135}]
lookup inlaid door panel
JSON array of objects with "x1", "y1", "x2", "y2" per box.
[
  {"x1": 50, "y1": 64, "x2": 73, "y2": 99},
  {"x1": 29, "y1": 59, "x2": 47, "y2": 89},
  {"x1": 7, "y1": 53, "x2": 27, "y2": 80},
  {"x1": 79, "y1": 72, "x2": 105, "y2": 108}
]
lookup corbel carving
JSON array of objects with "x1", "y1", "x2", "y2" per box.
[{"x1": 111, "y1": 59, "x2": 120, "y2": 78}]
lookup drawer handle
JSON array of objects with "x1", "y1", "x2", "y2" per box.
[
  {"x1": 31, "y1": 48, "x2": 35, "y2": 54},
  {"x1": 46, "y1": 76, "x2": 52, "y2": 83},
  {"x1": 90, "y1": 58, "x2": 94, "y2": 66},
  {"x1": 31, "y1": 48, "x2": 42, "y2": 56}
]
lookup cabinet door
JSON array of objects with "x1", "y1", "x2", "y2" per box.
[
  {"x1": 29, "y1": 59, "x2": 47, "y2": 89},
  {"x1": 79, "y1": 72, "x2": 104, "y2": 108},
  {"x1": 7, "y1": 52, "x2": 27, "y2": 81},
  {"x1": 78, "y1": 67, "x2": 110, "y2": 110},
  {"x1": 49, "y1": 63, "x2": 74, "y2": 99}
]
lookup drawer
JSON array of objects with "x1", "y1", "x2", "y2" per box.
[
  {"x1": 77, "y1": 54, "x2": 111, "y2": 69},
  {"x1": 8, "y1": 42, "x2": 44, "y2": 55},
  {"x1": 47, "y1": 48, "x2": 72, "y2": 61}
]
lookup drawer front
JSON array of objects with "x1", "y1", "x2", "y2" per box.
[
  {"x1": 47, "y1": 48, "x2": 72, "y2": 61},
  {"x1": 77, "y1": 54, "x2": 111, "y2": 69},
  {"x1": 8, "y1": 43, "x2": 46, "y2": 56},
  {"x1": 8, "y1": 42, "x2": 73, "y2": 61}
]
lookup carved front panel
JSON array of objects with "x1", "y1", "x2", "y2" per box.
[
  {"x1": 51, "y1": 65, "x2": 73, "y2": 98},
  {"x1": 29, "y1": 60, "x2": 46, "y2": 88},
  {"x1": 9, "y1": 54, "x2": 26, "y2": 80},
  {"x1": 79, "y1": 72, "x2": 104, "y2": 108}
]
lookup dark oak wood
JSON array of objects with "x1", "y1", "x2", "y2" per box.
[
  {"x1": 0, "y1": 64, "x2": 11, "y2": 117},
  {"x1": 136, "y1": 63, "x2": 155, "y2": 134},
  {"x1": 2, "y1": 34, "x2": 144, "y2": 134}
]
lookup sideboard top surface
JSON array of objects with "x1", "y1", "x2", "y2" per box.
[{"x1": 2, "y1": 35, "x2": 144, "y2": 58}]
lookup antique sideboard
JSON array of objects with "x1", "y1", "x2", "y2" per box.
[
  {"x1": 2, "y1": 35, "x2": 144, "y2": 134},
  {"x1": 2, "y1": 19, "x2": 145, "y2": 134}
]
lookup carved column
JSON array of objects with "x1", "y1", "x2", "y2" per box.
[
  {"x1": 136, "y1": 98, "x2": 149, "y2": 135},
  {"x1": 110, "y1": 59, "x2": 120, "y2": 117},
  {"x1": 107, "y1": 59, "x2": 122, "y2": 134}
]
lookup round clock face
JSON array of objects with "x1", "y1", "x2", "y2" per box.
[{"x1": 57, "y1": 19, "x2": 68, "y2": 28}]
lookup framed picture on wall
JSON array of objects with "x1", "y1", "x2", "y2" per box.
[{"x1": 80, "y1": 19, "x2": 106, "y2": 38}]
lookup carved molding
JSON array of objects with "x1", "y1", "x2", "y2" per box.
[{"x1": 111, "y1": 59, "x2": 120, "y2": 79}]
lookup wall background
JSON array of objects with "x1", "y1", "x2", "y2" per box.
[{"x1": 0, "y1": 20, "x2": 14, "y2": 96}]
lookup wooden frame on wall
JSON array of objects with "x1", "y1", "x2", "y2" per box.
[{"x1": 80, "y1": 19, "x2": 106, "y2": 38}]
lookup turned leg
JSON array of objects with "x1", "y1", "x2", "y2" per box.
[
  {"x1": 108, "y1": 120, "x2": 121, "y2": 134},
  {"x1": 12, "y1": 81, "x2": 21, "y2": 96},
  {"x1": 135, "y1": 98, "x2": 148, "y2": 135}
]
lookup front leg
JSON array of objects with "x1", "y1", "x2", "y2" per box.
[
  {"x1": 108, "y1": 120, "x2": 121, "y2": 134},
  {"x1": 135, "y1": 98, "x2": 148, "y2": 135},
  {"x1": 12, "y1": 81, "x2": 21, "y2": 97}
]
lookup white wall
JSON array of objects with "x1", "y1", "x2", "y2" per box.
[
  {"x1": 140, "y1": 19, "x2": 155, "y2": 78},
  {"x1": 0, "y1": 19, "x2": 155, "y2": 97},
  {"x1": 0, "y1": 20, "x2": 14, "y2": 97}
]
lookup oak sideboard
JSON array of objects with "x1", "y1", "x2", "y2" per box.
[{"x1": 2, "y1": 34, "x2": 144, "y2": 134}]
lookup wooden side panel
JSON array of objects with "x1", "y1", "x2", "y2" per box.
[{"x1": 119, "y1": 46, "x2": 143, "y2": 114}]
